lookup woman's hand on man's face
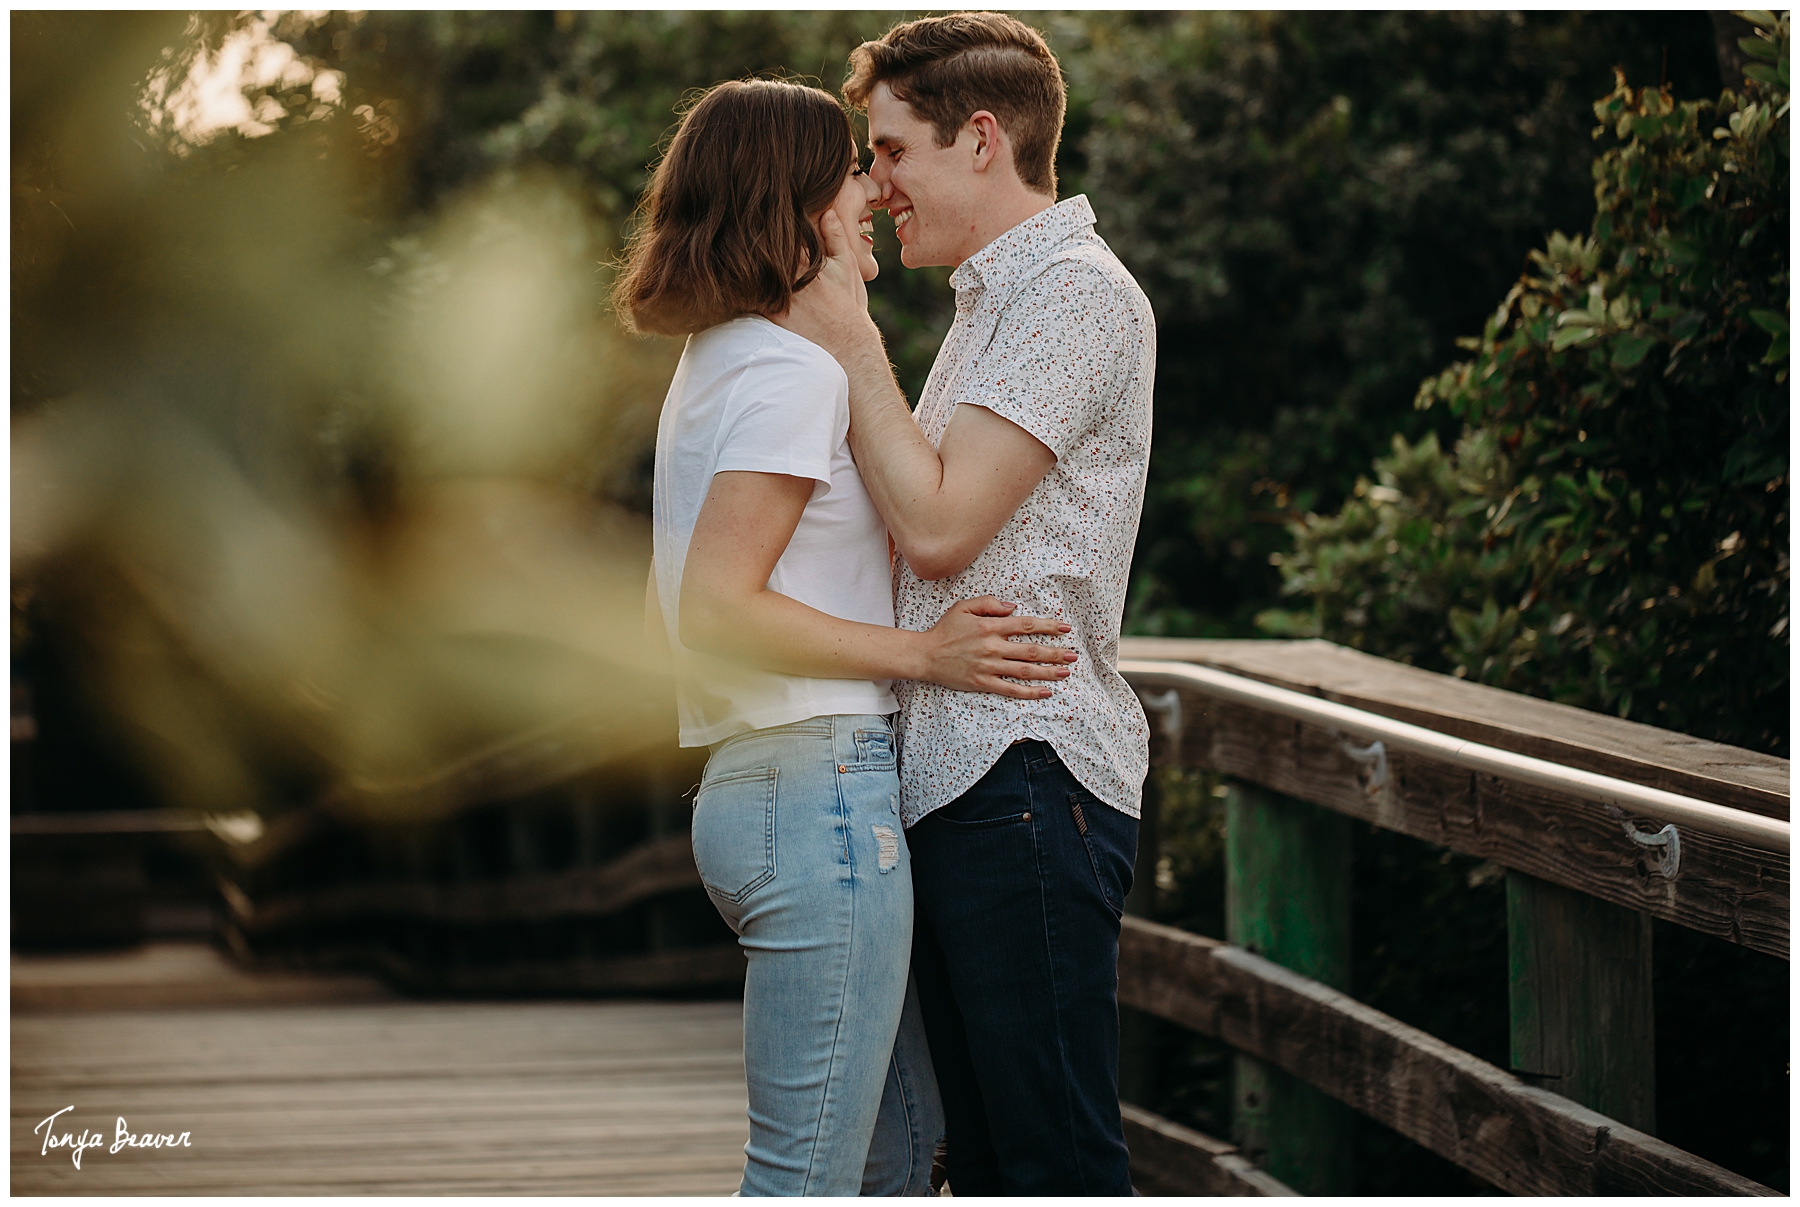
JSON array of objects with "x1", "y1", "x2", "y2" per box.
[{"x1": 774, "y1": 210, "x2": 876, "y2": 360}]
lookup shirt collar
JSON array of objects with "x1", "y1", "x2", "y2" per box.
[{"x1": 948, "y1": 194, "x2": 1096, "y2": 300}]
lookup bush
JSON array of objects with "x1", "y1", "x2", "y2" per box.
[
  {"x1": 1066, "y1": 12, "x2": 1726, "y2": 637},
  {"x1": 1267, "y1": 13, "x2": 1789, "y2": 755}
]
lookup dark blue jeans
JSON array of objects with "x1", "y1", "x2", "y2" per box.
[{"x1": 907, "y1": 740, "x2": 1138, "y2": 1196}]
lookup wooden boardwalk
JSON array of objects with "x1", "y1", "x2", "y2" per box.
[{"x1": 12, "y1": 944, "x2": 748, "y2": 1195}]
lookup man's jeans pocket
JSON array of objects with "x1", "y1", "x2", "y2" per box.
[
  {"x1": 692, "y1": 766, "x2": 778, "y2": 905},
  {"x1": 1071, "y1": 786, "x2": 1136, "y2": 918}
]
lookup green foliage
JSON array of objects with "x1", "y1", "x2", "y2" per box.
[
  {"x1": 1066, "y1": 12, "x2": 1725, "y2": 637},
  {"x1": 1269, "y1": 13, "x2": 1789, "y2": 753}
]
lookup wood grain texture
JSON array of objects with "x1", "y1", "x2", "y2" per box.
[
  {"x1": 13, "y1": 943, "x2": 393, "y2": 1014},
  {"x1": 1225, "y1": 783, "x2": 1353, "y2": 1193},
  {"x1": 1120, "y1": 638, "x2": 1788, "y2": 818},
  {"x1": 1507, "y1": 871, "x2": 1656, "y2": 1132},
  {"x1": 222, "y1": 834, "x2": 701, "y2": 932},
  {"x1": 1156, "y1": 689, "x2": 1786, "y2": 958},
  {"x1": 1121, "y1": 1101, "x2": 1298, "y2": 1196},
  {"x1": 12, "y1": 996, "x2": 749, "y2": 1195},
  {"x1": 1118, "y1": 916, "x2": 1778, "y2": 1196}
]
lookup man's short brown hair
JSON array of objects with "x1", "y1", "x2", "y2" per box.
[
  {"x1": 844, "y1": 12, "x2": 1065, "y2": 196},
  {"x1": 613, "y1": 79, "x2": 857, "y2": 337}
]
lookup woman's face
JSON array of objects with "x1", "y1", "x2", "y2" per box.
[{"x1": 821, "y1": 160, "x2": 881, "y2": 283}]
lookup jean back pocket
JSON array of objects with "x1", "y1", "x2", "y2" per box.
[{"x1": 691, "y1": 767, "x2": 778, "y2": 904}]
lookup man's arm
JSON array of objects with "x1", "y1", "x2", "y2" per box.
[{"x1": 778, "y1": 211, "x2": 1056, "y2": 581}]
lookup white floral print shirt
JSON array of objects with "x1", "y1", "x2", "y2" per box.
[{"x1": 893, "y1": 195, "x2": 1156, "y2": 828}]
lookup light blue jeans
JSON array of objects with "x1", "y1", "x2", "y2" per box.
[{"x1": 694, "y1": 714, "x2": 943, "y2": 1197}]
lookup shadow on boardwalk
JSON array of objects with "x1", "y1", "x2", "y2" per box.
[{"x1": 12, "y1": 943, "x2": 748, "y2": 1195}]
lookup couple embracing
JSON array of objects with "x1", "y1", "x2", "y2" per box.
[{"x1": 626, "y1": 13, "x2": 1154, "y2": 1197}]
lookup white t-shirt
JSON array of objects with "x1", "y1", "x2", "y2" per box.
[{"x1": 653, "y1": 316, "x2": 898, "y2": 747}]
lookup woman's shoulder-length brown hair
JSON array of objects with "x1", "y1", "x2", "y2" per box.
[{"x1": 612, "y1": 79, "x2": 857, "y2": 338}]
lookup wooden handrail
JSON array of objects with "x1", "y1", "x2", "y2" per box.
[
  {"x1": 1121, "y1": 660, "x2": 1787, "y2": 849},
  {"x1": 1118, "y1": 916, "x2": 1778, "y2": 1196},
  {"x1": 218, "y1": 834, "x2": 700, "y2": 932},
  {"x1": 1119, "y1": 656, "x2": 1788, "y2": 958},
  {"x1": 1119, "y1": 1103, "x2": 1297, "y2": 1196},
  {"x1": 175, "y1": 636, "x2": 1780, "y2": 1194},
  {"x1": 1119, "y1": 637, "x2": 1788, "y2": 818},
  {"x1": 1117, "y1": 639, "x2": 1785, "y2": 1193}
]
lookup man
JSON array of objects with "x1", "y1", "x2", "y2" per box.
[{"x1": 780, "y1": 11, "x2": 1155, "y2": 1196}]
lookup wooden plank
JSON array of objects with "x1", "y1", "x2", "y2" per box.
[
  {"x1": 1118, "y1": 916, "x2": 1778, "y2": 1196},
  {"x1": 1508, "y1": 872, "x2": 1656, "y2": 1132},
  {"x1": 1225, "y1": 783, "x2": 1353, "y2": 1193},
  {"x1": 1120, "y1": 1101, "x2": 1298, "y2": 1196},
  {"x1": 12, "y1": 942, "x2": 392, "y2": 1014},
  {"x1": 1120, "y1": 638, "x2": 1788, "y2": 819},
  {"x1": 221, "y1": 833, "x2": 701, "y2": 932},
  {"x1": 1150, "y1": 687, "x2": 1786, "y2": 958},
  {"x1": 13, "y1": 998, "x2": 749, "y2": 1195}
]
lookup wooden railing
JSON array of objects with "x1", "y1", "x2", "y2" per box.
[
  {"x1": 31, "y1": 637, "x2": 1780, "y2": 1194},
  {"x1": 194, "y1": 715, "x2": 737, "y2": 996},
  {"x1": 1114, "y1": 637, "x2": 1787, "y2": 1197}
]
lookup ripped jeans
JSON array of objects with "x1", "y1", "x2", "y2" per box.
[{"x1": 695, "y1": 714, "x2": 942, "y2": 1196}]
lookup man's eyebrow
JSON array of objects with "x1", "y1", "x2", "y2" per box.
[{"x1": 869, "y1": 132, "x2": 903, "y2": 151}]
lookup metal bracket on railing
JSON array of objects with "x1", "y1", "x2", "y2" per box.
[
  {"x1": 1119, "y1": 658, "x2": 1788, "y2": 853},
  {"x1": 1339, "y1": 737, "x2": 1389, "y2": 795},
  {"x1": 1603, "y1": 801, "x2": 1682, "y2": 878},
  {"x1": 1136, "y1": 687, "x2": 1184, "y2": 764},
  {"x1": 1629, "y1": 823, "x2": 1682, "y2": 879}
]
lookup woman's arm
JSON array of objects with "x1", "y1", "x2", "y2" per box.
[{"x1": 679, "y1": 471, "x2": 1075, "y2": 698}]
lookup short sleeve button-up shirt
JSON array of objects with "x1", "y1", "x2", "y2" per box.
[{"x1": 893, "y1": 194, "x2": 1156, "y2": 828}]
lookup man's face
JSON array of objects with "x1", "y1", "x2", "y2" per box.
[{"x1": 866, "y1": 82, "x2": 979, "y2": 270}]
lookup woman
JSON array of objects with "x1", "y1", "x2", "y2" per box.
[{"x1": 615, "y1": 80, "x2": 1078, "y2": 1196}]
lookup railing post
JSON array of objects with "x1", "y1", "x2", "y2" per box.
[
  {"x1": 1225, "y1": 781, "x2": 1354, "y2": 1195},
  {"x1": 1506, "y1": 870, "x2": 1656, "y2": 1132}
]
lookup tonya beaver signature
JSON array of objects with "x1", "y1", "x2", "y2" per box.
[{"x1": 34, "y1": 1105, "x2": 192, "y2": 1169}]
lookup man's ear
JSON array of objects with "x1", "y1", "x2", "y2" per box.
[{"x1": 968, "y1": 110, "x2": 1005, "y2": 174}]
